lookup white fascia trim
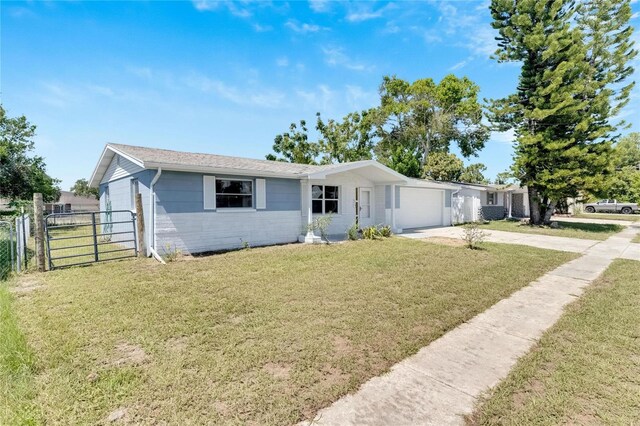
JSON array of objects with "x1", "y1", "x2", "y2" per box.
[
  {"x1": 89, "y1": 144, "x2": 145, "y2": 188},
  {"x1": 88, "y1": 146, "x2": 113, "y2": 188},
  {"x1": 307, "y1": 160, "x2": 410, "y2": 183},
  {"x1": 404, "y1": 182, "x2": 462, "y2": 191},
  {"x1": 143, "y1": 162, "x2": 302, "y2": 179}
]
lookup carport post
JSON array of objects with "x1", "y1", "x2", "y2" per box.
[
  {"x1": 390, "y1": 184, "x2": 397, "y2": 232},
  {"x1": 304, "y1": 180, "x2": 319, "y2": 243}
]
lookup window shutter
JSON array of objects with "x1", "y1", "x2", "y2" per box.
[
  {"x1": 203, "y1": 175, "x2": 215, "y2": 210},
  {"x1": 256, "y1": 178, "x2": 266, "y2": 209}
]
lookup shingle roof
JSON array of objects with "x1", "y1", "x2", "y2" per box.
[{"x1": 108, "y1": 143, "x2": 342, "y2": 176}]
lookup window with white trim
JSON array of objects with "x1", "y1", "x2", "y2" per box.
[
  {"x1": 216, "y1": 179, "x2": 253, "y2": 208},
  {"x1": 487, "y1": 192, "x2": 497, "y2": 205},
  {"x1": 312, "y1": 185, "x2": 339, "y2": 214}
]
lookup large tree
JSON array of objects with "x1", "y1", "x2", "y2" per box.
[
  {"x1": 601, "y1": 132, "x2": 640, "y2": 202},
  {"x1": 315, "y1": 110, "x2": 375, "y2": 164},
  {"x1": 266, "y1": 120, "x2": 320, "y2": 164},
  {"x1": 423, "y1": 152, "x2": 464, "y2": 181},
  {"x1": 70, "y1": 178, "x2": 99, "y2": 199},
  {"x1": 0, "y1": 105, "x2": 60, "y2": 203},
  {"x1": 375, "y1": 75, "x2": 489, "y2": 177},
  {"x1": 489, "y1": 0, "x2": 636, "y2": 224}
]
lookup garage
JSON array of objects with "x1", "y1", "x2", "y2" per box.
[{"x1": 397, "y1": 187, "x2": 444, "y2": 229}]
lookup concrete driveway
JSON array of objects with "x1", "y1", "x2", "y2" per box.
[{"x1": 400, "y1": 226, "x2": 600, "y2": 254}]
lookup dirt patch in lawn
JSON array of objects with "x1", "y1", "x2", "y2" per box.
[
  {"x1": 263, "y1": 362, "x2": 292, "y2": 380},
  {"x1": 111, "y1": 343, "x2": 149, "y2": 367},
  {"x1": 332, "y1": 336, "x2": 352, "y2": 356}
]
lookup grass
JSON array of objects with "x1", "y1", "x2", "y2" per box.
[
  {"x1": 0, "y1": 281, "x2": 39, "y2": 425},
  {"x1": 632, "y1": 234, "x2": 640, "y2": 244},
  {"x1": 477, "y1": 219, "x2": 624, "y2": 240},
  {"x1": 573, "y1": 212, "x2": 640, "y2": 222},
  {"x1": 469, "y1": 259, "x2": 640, "y2": 425},
  {"x1": 3, "y1": 238, "x2": 576, "y2": 425}
]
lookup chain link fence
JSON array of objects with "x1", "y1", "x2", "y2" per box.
[{"x1": 0, "y1": 221, "x2": 16, "y2": 280}]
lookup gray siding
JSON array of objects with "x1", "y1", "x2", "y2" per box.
[
  {"x1": 99, "y1": 170, "x2": 153, "y2": 250},
  {"x1": 154, "y1": 171, "x2": 301, "y2": 214}
]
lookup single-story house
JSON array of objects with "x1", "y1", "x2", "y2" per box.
[
  {"x1": 44, "y1": 191, "x2": 100, "y2": 214},
  {"x1": 89, "y1": 144, "x2": 460, "y2": 256},
  {"x1": 451, "y1": 182, "x2": 529, "y2": 224}
]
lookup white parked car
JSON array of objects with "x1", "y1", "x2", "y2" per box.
[{"x1": 583, "y1": 199, "x2": 639, "y2": 214}]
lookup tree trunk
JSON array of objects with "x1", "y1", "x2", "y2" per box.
[
  {"x1": 542, "y1": 201, "x2": 556, "y2": 225},
  {"x1": 528, "y1": 187, "x2": 542, "y2": 225}
]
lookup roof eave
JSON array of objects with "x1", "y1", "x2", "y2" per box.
[{"x1": 143, "y1": 161, "x2": 304, "y2": 179}]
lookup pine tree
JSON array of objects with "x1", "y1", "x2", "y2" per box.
[{"x1": 489, "y1": 0, "x2": 636, "y2": 224}]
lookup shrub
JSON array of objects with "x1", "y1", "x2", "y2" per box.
[
  {"x1": 307, "y1": 214, "x2": 333, "y2": 243},
  {"x1": 346, "y1": 223, "x2": 359, "y2": 241},
  {"x1": 462, "y1": 222, "x2": 486, "y2": 249},
  {"x1": 362, "y1": 226, "x2": 381, "y2": 240},
  {"x1": 378, "y1": 225, "x2": 392, "y2": 238},
  {"x1": 162, "y1": 243, "x2": 182, "y2": 262}
]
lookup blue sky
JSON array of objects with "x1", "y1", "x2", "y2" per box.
[{"x1": 2, "y1": 0, "x2": 639, "y2": 189}]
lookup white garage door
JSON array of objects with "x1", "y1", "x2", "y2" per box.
[{"x1": 397, "y1": 187, "x2": 444, "y2": 229}]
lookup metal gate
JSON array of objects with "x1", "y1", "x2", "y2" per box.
[{"x1": 45, "y1": 210, "x2": 138, "y2": 270}]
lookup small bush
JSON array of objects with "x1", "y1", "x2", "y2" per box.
[
  {"x1": 378, "y1": 225, "x2": 392, "y2": 238},
  {"x1": 307, "y1": 214, "x2": 333, "y2": 243},
  {"x1": 361, "y1": 226, "x2": 380, "y2": 240},
  {"x1": 462, "y1": 222, "x2": 486, "y2": 249},
  {"x1": 346, "y1": 223, "x2": 359, "y2": 241},
  {"x1": 162, "y1": 243, "x2": 182, "y2": 262}
]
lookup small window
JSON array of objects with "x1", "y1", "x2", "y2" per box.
[
  {"x1": 312, "y1": 185, "x2": 339, "y2": 214},
  {"x1": 216, "y1": 179, "x2": 253, "y2": 208},
  {"x1": 130, "y1": 178, "x2": 139, "y2": 209},
  {"x1": 487, "y1": 192, "x2": 497, "y2": 205}
]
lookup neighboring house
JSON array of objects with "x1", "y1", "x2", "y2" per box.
[
  {"x1": 44, "y1": 191, "x2": 100, "y2": 215},
  {"x1": 89, "y1": 144, "x2": 460, "y2": 256},
  {"x1": 451, "y1": 182, "x2": 529, "y2": 223}
]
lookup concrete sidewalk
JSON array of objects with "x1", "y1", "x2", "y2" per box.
[
  {"x1": 401, "y1": 226, "x2": 599, "y2": 254},
  {"x1": 302, "y1": 227, "x2": 639, "y2": 426}
]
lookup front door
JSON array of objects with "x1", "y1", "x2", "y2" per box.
[{"x1": 356, "y1": 188, "x2": 373, "y2": 228}]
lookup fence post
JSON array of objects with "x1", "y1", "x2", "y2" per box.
[
  {"x1": 34, "y1": 193, "x2": 46, "y2": 272},
  {"x1": 135, "y1": 193, "x2": 146, "y2": 257},
  {"x1": 91, "y1": 213, "x2": 99, "y2": 262}
]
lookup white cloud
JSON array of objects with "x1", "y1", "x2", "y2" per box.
[
  {"x1": 296, "y1": 84, "x2": 335, "y2": 112},
  {"x1": 285, "y1": 20, "x2": 326, "y2": 33},
  {"x1": 253, "y1": 23, "x2": 273, "y2": 32},
  {"x1": 40, "y1": 83, "x2": 82, "y2": 108},
  {"x1": 191, "y1": 0, "x2": 257, "y2": 18},
  {"x1": 184, "y1": 73, "x2": 285, "y2": 108},
  {"x1": 631, "y1": 11, "x2": 639, "y2": 19},
  {"x1": 345, "y1": 85, "x2": 378, "y2": 110},
  {"x1": 346, "y1": 2, "x2": 396, "y2": 22},
  {"x1": 491, "y1": 129, "x2": 516, "y2": 144},
  {"x1": 309, "y1": 0, "x2": 329, "y2": 13},
  {"x1": 449, "y1": 60, "x2": 468, "y2": 71},
  {"x1": 276, "y1": 57, "x2": 289, "y2": 67},
  {"x1": 322, "y1": 47, "x2": 373, "y2": 72}
]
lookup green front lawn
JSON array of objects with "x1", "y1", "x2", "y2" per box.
[
  {"x1": 573, "y1": 212, "x2": 640, "y2": 222},
  {"x1": 632, "y1": 234, "x2": 640, "y2": 244},
  {"x1": 477, "y1": 220, "x2": 624, "y2": 240},
  {"x1": 2, "y1": 239, "x2": 576, "y2": 425},
  {"x1": 469, "y1": 259, "x2": 640, "y2": 425}
]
